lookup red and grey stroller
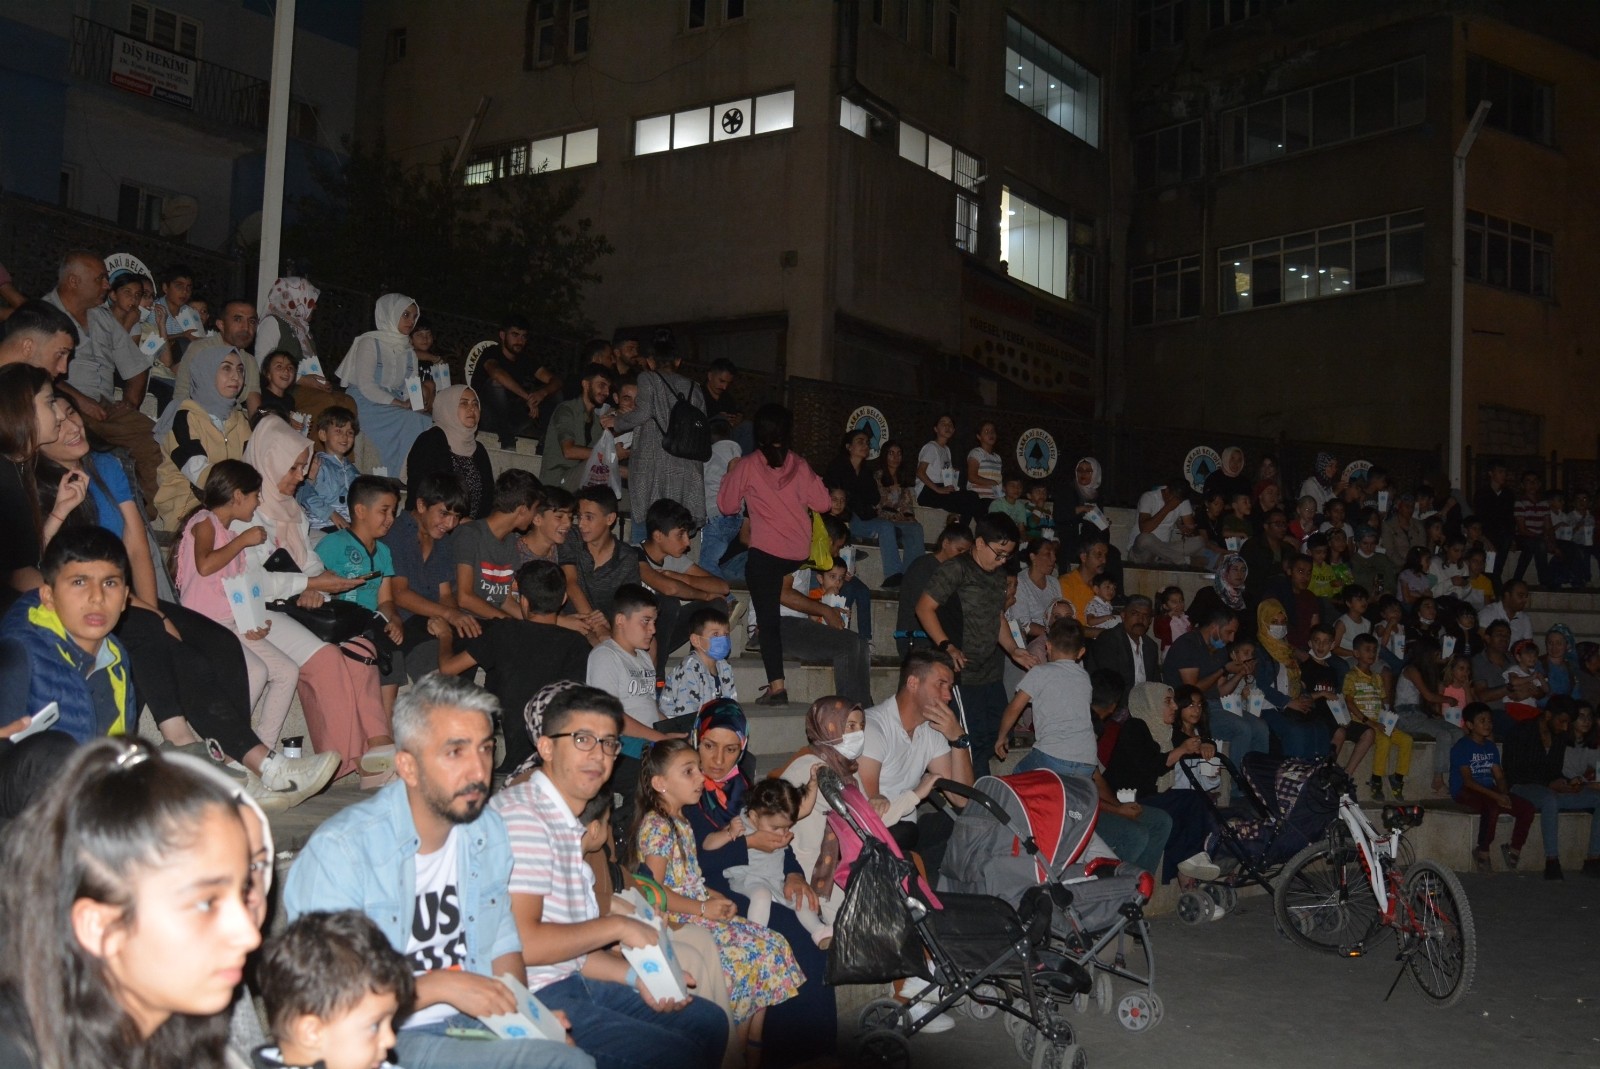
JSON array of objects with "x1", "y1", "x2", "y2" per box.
[
  {"x1": 818, "y1": 769, "x2": 1094, "y2": 1069},
  {"x1": 935, "y1": 770, "x2": 1164, "y2": 1032}
]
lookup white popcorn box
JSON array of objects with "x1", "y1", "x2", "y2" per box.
[
  {"x1": 1225, "y1": 535, "x2": 1244, "y2": 551},
  {"x1": 430, "y1": 362, "x2": 452, "y2": 389},
  {"x1": 1484, "y1": 550, "x2": 1497, "y2": 573},
  {"x1": 1326, "y1": 696, "x2": 1351, "y2": 726},
  {"x1": 1443, "y1": 705, "x2": 1464, "y2": 728},
  {"x1": 942, "y1": 468, "x2": 959, "y2": 488},
  {"x1": 221, "y1": 573, "x2": 266, "y2": 633},
  {"x1": 1085, "y1": 506, "x2": 1111, "y2": 531},
  {"x1": 1379, "y1": 709, "x2": 1400, "y2": 736},
  {"x1": 482, "y1": 974, "x2": 568, "y2": 1044},
  {"x1": 297, "y1": 354, "x2": 324, "y2": 379},
  {"x1": 1247, "y1": 687, "x2": 1268, "y2": 717},
  {"x1": 617, "y1": 890, "x2": 690, "y2": 1003},
  {"x1": 1377, "y1": 491, "x2": 1391, "y2": 513},
  {"x1": 1440, "y1": 634, "x2": 1457, "y2": 659},
  {"x1": 1007, "y1": 617, "x2": 1027, "y2": 648},
  {"x1": 139, "y1": 331, "x2": 166, "y2": 359},
  {"x1": 1220, "y1": 692, "x2": 1242, "y2": 715},
  {"x1": 176, "y1": 305, "x2": 204, "y2": 333},
  {"x1": 405, "y1": 374, "x2": 426, "y2": 410}
]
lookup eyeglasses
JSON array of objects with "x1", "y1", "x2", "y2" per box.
[{"x1": 547, "y1": 731, "x2": 624, "y2": 755}]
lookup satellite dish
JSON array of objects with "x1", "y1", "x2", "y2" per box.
[
  {"x1": 159, "y1": 195, "x2": 199, "y2": 238},
  {"x1": 234, "y1": 210, "x2": 263, "y2": 248}
]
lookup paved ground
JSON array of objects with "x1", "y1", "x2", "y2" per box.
[{"x1": 852, "y1": 872, "x2": 1600, "y2": 1069}]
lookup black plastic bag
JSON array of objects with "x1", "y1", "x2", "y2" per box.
[{"x1": 826, "y1": 838, "x2": 928, "y2": 985}]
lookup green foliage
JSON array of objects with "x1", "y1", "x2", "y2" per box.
[{"x1": 287, "y1": 139, "x2": 612, "y2": 332}]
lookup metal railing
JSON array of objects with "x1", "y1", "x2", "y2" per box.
[{"x1": 70, "y1": 16, "x2": 268, "y2": 133}]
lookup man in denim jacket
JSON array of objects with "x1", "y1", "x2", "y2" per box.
[{"x1": 285, "y1": 674, "x2": 594, "y2": 1069}]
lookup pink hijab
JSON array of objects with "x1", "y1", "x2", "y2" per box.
[{"x1": 243, "y1": 415, "x2": 315, "y2": 568}]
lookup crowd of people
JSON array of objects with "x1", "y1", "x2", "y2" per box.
[{"x1": 2, "y1": 248, "x2": 1600, "y2": 1067}]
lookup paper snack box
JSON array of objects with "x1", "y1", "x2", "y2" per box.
[
  {"x1": 617, "y1": 889, "x2": 690, "y2": 1002},
  {"x1": 482, "y1": 974, "x2": 568, "y2": 1043}
]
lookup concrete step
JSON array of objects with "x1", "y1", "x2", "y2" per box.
[
  {"x1": 1529, "y1": 589, "x2": 1600, "y2": 613},
  {"x1": 730, "y1": 655, "x2": 899, "y2": 706},
  {"x1": 1359, "y1": 798, "x2": 1598, "y2": 872},
  {"x1": 1525, "y1": 610, "x2": 1600, "y2": 644}
]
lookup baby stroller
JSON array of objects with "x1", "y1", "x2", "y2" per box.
[
  {"x1": 817, "y1": 769, "x2": 1093, "y2": 1069},
  {"x1": 935, "y1": 770, "x2": 1163, "y2": 1033},
  {"x1": 1172, "y1": 752, "x2": 1350, "y2": 924}
]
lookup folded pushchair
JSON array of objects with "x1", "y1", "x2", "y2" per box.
[
  {"x1": 935, "y1": 770, "x2": 1163, "y2": 1032},
  {"x1": 817, "y1": 770, "x2": 1092, "y2": 1069},
  {"x1": 1172, "y1": 752, "x2": 1350, "y2": 923}
]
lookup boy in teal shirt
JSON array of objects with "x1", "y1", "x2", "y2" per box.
[
  {"x1": 316, "y1": 475, "x2": 408, "y2": 707},
  {"x1": 990, "y1": 474, "x2": 1030, "y2": 529}
]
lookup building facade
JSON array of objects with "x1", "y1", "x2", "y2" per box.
[
  {"x1": 1, "y1": 0, "x2": 360, "y2": 255},
  {"x1": 356, "y1": 0, "x2": 1128, "y2": 411},
  {"x1": 1127, "y1": 0, "x2": 1600, "y2": 471}
]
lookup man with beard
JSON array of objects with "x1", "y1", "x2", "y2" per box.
[
  {"x1": 471, "y1": 313, "x2": 564, "y2": 448},
  {"x1": 285, "y1": 673, "x2": 595, "y2": 1069},
  {"x1": 542, "y1": 362, "x2": 615, "y2": 491}
]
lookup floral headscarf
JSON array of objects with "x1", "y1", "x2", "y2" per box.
[
  {"x1": 803, "y1": 695, "x2": 860, "y2": 783},
  {"x1": 265, "y1": 276, "x2": 319, "y2": 357},
  {"x1": 1214, "y1": 552, "x2": 1248, "y2": 611},
  {"x1": 509, "y1": 680, "x2": 583, "y2": 780},
  {"x1": 691, "y1": 698, "x2": 749, "y2": 824},
  {"x1": 1313, "y1": 451, "x2": 1338, "y2": 488}
]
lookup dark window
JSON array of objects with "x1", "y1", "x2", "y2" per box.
[
  {"x1": 1466, "y1": 210, "x2": 1553, "y2": 298},
  {"x1": 688, "y1": 0, "x2": 708, "y2": 30},
  {"x1": 571, "y1": 0, "x2": 589, "y2": 54},
  {"x1": 1466, "y1": 55, "x2": 1553, "y2": 144},
  {"x1": 1134, "y1": 120, "x2": 1203, "y2": 188},
  {"x1": 1135, "y1": 0, "x2": 1186, "y2": 53},
  {"x1": 1131, "y1": 256, "x2": 1201, "y2": 325},
  {"x1": 725, "y1": 0, "x2": 746, "y2": 19},
  {"x1": 1209, "y1": 0, "x2": 1262, "y2": 28},
  {"x1": 386, "y1": 27, "x2": 407, "y2": 63},
  {"x1": 1221, "y1": 57, "x2": 1426, "y2": 169}
]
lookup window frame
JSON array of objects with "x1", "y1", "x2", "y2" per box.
[
  {"x1": 1004, "y1": 15, "x2": 1101, "y2": 149},
  {"x1": 1000, "y1": 186, "x2": 1096, "y2": 305},
  {"x1": 1465, "y1": 55, "x2": 1554, "y2": 146},
  {"x1": 1216, "y1": 209, "x2": 1426, "y2": 315},
  {"x1": 128, "y1": 1, "x2": 202, "y2": 58},
  {"x1": 463, "y1": 128, "x2": 600, "y2": 185},
  {"x1": 1134, "y1": 119, "x2": 1203, "y2": 189},
  {"x1": 1135, "y1": 0, "x2": 1186, "y2": 54},
  {"x1": 1465, "y1": 210, "x2": 1554, "y2": 299},
  {"x1": 634, "y1": 90, "x2": 796, "y2": 157}
]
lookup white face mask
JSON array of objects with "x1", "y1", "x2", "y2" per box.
[
  {"x1": 1268, "y1": 624, "x2": 1289, "y2": 640},
  {"x1": 831, "y1": 730, "x2": 866, "y2": 761}
]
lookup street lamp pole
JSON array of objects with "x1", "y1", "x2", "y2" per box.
[
  {"x1": 1450, "y1": 100, "x2": 1491, "y2": 492},
  {"x1": 256, "y1": 0, "x2": 296, "y2": 313}
]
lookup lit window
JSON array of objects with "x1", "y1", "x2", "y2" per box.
[
  {"x1": 673, "y1": 106, "x2": 712, "y2": 149},
  {"x1": 1004, "y1": 16, "x2": 1099, "y2": 148},
  {"x1": 564, "y1": 127, "x2": 598, "y2": 167},
  {"x1": 1000, "y1": 187, "x2": 1094, "y2": 303},
  {"x1": 899, "y1": 124, "x2": 927, "y2": 165},
  {"x1": 635, "y1": 115, "x2": 672, "y2": 156},
  {"x1": 927, "y1": 136, "x2": 953, "y2": 180},
  {"x1": 1219, "y1": 57, "x2": 1427, "y2": 170},
  {"x1": 1218, "y1": 210, "x2": 1425, "y2": 313},
  {"x1": 529, "y1": 136, "x2": 564, "y2": 172},
  {"x1": 753, "y1": 90, "x2": 795, "y2": 134},
  {"x1": 634, "y1": 90, "x2": 793, "y2": 157},
  {"x1": 465, "y1": 128, "x2": 599, "y2": 183},
  {"x1": 840, "y1": 99, "x2": 870, "y2": 137},
  {"x1": 713, "y1": 99, "x2": 752, "y2": 141}
]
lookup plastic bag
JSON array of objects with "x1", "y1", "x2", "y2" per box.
[
  {"x1": 807, "y1": 511, "x2": 834, "y2": 572},
  {"x1": 826, "y1": 838, "x2": 928, "y2": 985},
  {"x1": 576, "y1": 429, "x2": 622, "y2": 495}
]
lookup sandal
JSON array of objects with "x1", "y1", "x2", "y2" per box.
[{"x1": 359, "y1": 744, "x2": 396, "y2": 775}]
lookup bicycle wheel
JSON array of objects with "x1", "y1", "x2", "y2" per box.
[
  {"x1": 1272, "y1": 839, "x2": 1383, "y2": 954},
  {"x1": 1400, "y1": 860, "x2": 1476, "y2": 1007}
]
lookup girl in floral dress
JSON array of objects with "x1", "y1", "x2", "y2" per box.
[{"x1": 632, "y1": 739, "x2": 802, "y2": 1068}]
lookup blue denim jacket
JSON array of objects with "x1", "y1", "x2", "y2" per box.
[{"x1": 283, "y1": 780, "x2": 521, "y2": 973}]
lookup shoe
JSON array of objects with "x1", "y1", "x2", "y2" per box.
[
  {"x1": 245, "y1": 776, "x2": 294, "y2": 815},
  {"x1": 1177, "y1": 851, "x2": 1222, "y2": 881},
  {"x1": 1545, "y1": 859, "x2": 1564, "y2": 881},
  {"x1": 161, "y1": 739, "x2": 249, "y2": 783},
  {"x1": 745, "y1": 628, "x2": 761, "y2": 652},
  {"x1": 898, "y1": 976, "x2": 955, "y2": 1034},
  {"x1": 1389, "y1": 774, "x2": 1405, "y2": 801},
  {"x1": 259, "y1": 749, "x2": 340, "y2": 806},
  {"x1": 725, "y1": 596, "x2": 747, "y2": 627},
  {"x1": 755, "y1": 687, "x2": 789, "y2": 706},
  {"x1": 359, "y1": 744, "x2": 396, "y2": 775},
  {"x1": 1369, "y1": 776, "x2": 1384, "y2": 802},
  {"x1": 1473, "y1": 850, "x2": 1493, "y2": 874},
  {"x1": 882, "y1": 573, "x2": 903, "y2": 588},
  {"x1": 360, "y1": 769, "x2": 398, "y2": 790},
  {"x1": 1500, "y1": 845, "x2": 1520, "y2": 871},
  {"x1": 1583, "y1": 858, "x2": 1600, "y2": 877}
]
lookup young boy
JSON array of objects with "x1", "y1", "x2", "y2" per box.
[
  {"x1": 455, "y1": 469, "x2": 541, "y2": 621},
  {"x1": 1449, "y1": 702, "x2": 1536, "y2": 873},
  {"x1": 560, "y1": 485, "x2": 642, "y2": 635},
  {"x1": 989, "y1": 476, "x2": 1028, "y2": 529},
  {"x1": 1331, "y1": 584, "x2": 1372, "y2": 664},
  {"x1": 297, "y1": 406, "x2": 361, "y2": 534},
  {"x1": 432, "y1": 559, "x2": 592, "y2": 774},
  {"x1": 1083, "y1": 574, "x2": 1120, "y2": 631},
  {"x1": 315, "y1": 476, "x2": 408, "y2": 708},
  {"x1": 808, "y1": 559, "x2": 852, "y2": 629},
  {"x1": 586, "y1": 583, "x2": 674, "y2": 755},
  {"x1": 255, "y1": 909, "x2": 414, "y2": 1069},
  {"x1": 0, "y1": 526, "x2": 134, "y2": 742},
  {"x1": 1304, "y1": 624, "x2": 1373, "y2": 777},
  {"x1": 638, "y1": 497, "x2": 730, "y2": 673},
  {"x1": 1022, "y1": 481, "x2": 1055, "y2": 542},
  {"x1": 994, "y1": 618, "x2": 1096, "y2": 776},
  {"x1": 1503, "y1": 638, "x2": 1549, "y2": 722},
  {"x1": 658, "y1": 606, "x2": 738, "y2": 720},
  {"x1": 1343, "y1": 633, "x2": 1411, "y2": 801},
  {"x1": 1221, "y1": 493, "x2": 1253, "y2": 547},
  {"x1": 154, "y1": 264, "x2": 200, "y2": 342},
  {"x1": 520, "y1": 485, "x2": 575, "y2": 565}
]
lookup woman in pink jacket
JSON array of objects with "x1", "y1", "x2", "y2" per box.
[{"x1": 717, "y1": 404, "x2": 831, "y2": 704}]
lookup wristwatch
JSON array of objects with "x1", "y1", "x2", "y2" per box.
[
  {"x1": 936, "y1": 639, "x2": 954, "y2": 651},
  {"x1": 948, "y1": 733, "x2": 972, "y2": 749}
]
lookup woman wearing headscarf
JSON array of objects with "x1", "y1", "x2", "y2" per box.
[
  {"x1": 1541, "y1": 624, "x2": 1580, "y2": 698},
  {"x1": 1185, "y1": 552, "x2": 1248, "y2": 628},
  {"x1": 1298, "y1": 451, "x2": 1343, "y2": 511},
  {"x1": 684, "y1": 700, "x2": 836, "y2": 1064},
  {"x1": 404, "y1": 385, "x2": 494, "y2": 519},
  {"x1": 152, "y1": 345, "x2": 252, "y2": 531},
  {"x1": 1062, "y1": 456, "x2": 1125, "y2": 591},
  {"x1": 1203, "y1": 446, "x2": 1251, "y2": 503},
  {"x1": 255, "y1": 276, "x2": 344, "y2": 421},
  {"x1": 234, "y1": 416, "x2": 391, "y2": 783},
  {"x1": 1254, "y1": 598, "x2": 1333, "y2": 759},
  {"x1": 333, "y1": 293, "x2": 432, "y2": 473}
]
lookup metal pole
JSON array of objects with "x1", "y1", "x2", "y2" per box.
[
  {"x1": 1450, "y1": 100, "x2": 1491, "y2": 491},
  {"x1": 256, "y1": 0, "x2": 297, "y2": 313}
]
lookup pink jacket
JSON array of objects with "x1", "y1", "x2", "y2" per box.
[{"x1": 717, "y1": 449, "x2": 830, "y2": 560}]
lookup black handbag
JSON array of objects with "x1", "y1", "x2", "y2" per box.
[
  {"x1": 260, "y1": 546, "x2": 395, "y2": 665},
  {"x1": 825, "y1": 838, "x2": 929, "y2": 985}
]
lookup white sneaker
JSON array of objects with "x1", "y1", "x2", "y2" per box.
[
  {"x1": 899, "y1": 976, "x2": 956, "y2": 1034},
  {"x1": 259, "y1": 750, "x2": 341, "y2": 807},
  {"x1": 1177, "y1": 851, "x2": 1222, "y2": 881}
]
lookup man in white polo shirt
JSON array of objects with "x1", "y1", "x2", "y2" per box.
[
  {"x1": 1130, "y1": 482, "x2": 1205, "y2": 566},
  {"x1": 492, "y1": 683, "x2": 728, "y2": 1069}
]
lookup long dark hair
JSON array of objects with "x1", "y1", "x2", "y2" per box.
[
  {"x1": 1402, "y1": 635, "x2": 1444, "y2": 695},
  {"x1": 0, "y1": 364, "x2": 55, "y2": 548},
  {"x1": 753, "y1": 403, "x2": 792, "y2": 469},
  {"x1": 625, "y1": 739, "x2": 697, "y2": 870},
  {"x1": 36, "y1": 396, "x2": 115, "y2": 532},
  {"x1": 0, "y1": 739, "x2": 244, "y2": 1069},
  {"x1": 875, "y1": 438, "x2": 915, "y2": 489}
]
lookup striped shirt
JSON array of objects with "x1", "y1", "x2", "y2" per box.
[
  {"x1": 1515, "y1": 497, "x2": 1549, "y2": 537},
  {"x1": 490, "y1": 771, "x2": 598, "y2": 992}
]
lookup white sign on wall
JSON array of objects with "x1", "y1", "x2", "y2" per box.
[{"x1": 110, "y1": 33, "x2": 196, "y2": 110}]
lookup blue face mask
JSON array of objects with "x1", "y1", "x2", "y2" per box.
[
  {"x1": 707, "y1": 635, "x2": 732, "y2": 661},
  {"x1": 1209, "y1": 637, "x2": 1227, "y2": 651}
]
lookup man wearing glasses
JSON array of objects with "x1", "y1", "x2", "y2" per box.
[
  {"x1": 492, "y1": 684, "x2": 729, "y2": 1069},
  {"x1": 915, "y1": 513, "x2": 1038, "y2": 778}
]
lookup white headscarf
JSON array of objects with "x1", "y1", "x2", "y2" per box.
[{"x1": 335, "y1": 293, "x2": 417, "y2": 394}]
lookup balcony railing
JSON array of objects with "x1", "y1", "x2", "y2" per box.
[{"x1": 70, "y1": 16, "x2": 268, "y2": 133}]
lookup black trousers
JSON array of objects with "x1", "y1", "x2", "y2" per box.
[
  {"x1": 745, "y1": 548, "x2": 807, "y2": 687},
  {"x1": 117, "y1": 603, "x2": 260, "y2": 760}
]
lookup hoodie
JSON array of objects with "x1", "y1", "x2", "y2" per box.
[{"x1": 716, "y1": 449, "x2": 830, "y2": 560}]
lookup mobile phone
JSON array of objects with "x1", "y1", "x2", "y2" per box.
[
  {"x1": 351, "y1": 571, "x2": 383, "y2": 582},
  {"x1": 10, "y1": 702, "x2": 60, "y2": 742}
]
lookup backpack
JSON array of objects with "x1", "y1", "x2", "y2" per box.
[{"x1": 651, "y1": 371, "x2": 712, "y2": 462}]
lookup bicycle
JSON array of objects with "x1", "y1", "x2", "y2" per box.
[{"x1": 1272, "y1": 789, "x2": 1477, "y2": 1007}]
